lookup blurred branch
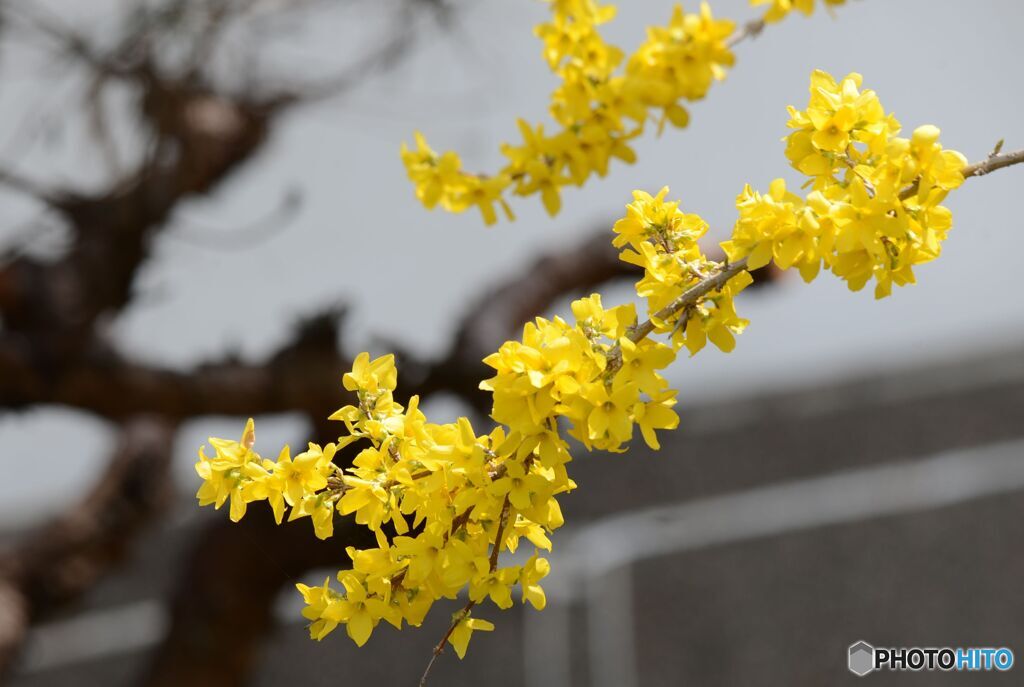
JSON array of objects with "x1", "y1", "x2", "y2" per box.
[
  {"x1": 0, "y1": 416, "x2": 176, "y2": 677},
  {"x1": 0, "y1": 0, "x2": 443, "y2": 343},
  {"x1": 415, "y1": 230, "x2": 779, "y2": 413},
  {"x1": 0, "y1": 232, "x2": 779, "y2": 421},
  {"x1": 167, "y1": 187, "x2": 302, "y2": 250},
  {"x1": 0, "y1": 308, "x2": 350, "y2": 420},
  {"x1": 0, "y1": 89, "x2": 273, "y2": 339}
]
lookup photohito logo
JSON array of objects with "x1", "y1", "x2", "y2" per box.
[{"x1": 848, "y1": 641, "x2": 1014, "y2": 676}]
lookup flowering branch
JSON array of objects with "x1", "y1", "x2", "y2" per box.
[{"x1": 195, "y1": 57, "x2": 1024, "y2": 687}]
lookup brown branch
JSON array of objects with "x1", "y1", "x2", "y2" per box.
[
  {"x1": 0, "y1": 89, "x2": 274, "y2": 347},
  {"x1": 0, "y1": 309, "x2": 352, "y2": 420},
  {"x1": 0, "y1": 416, "x2": 175, "y2": 677},
  {"x1": 0, "y1": 168, "x2": 61, "y2": 206},
  {"x1": 1, "y1": 2, "x2": 137, "y2": 80},
  {"x1": 0, "y1": 0, "x2": 437, "y2": 347},
  {"x1": 415, "y1": 229, "x2": 633, "y2": 411},
  {"x1": 267, "y1": 1, "x2": 423, "y2": 107}
]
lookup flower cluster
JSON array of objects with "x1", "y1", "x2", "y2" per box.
[
  {"x1": 195, "y1": 418, "x2": 342, "y2": 533},
  {"x1": 197, "y1": 69, "x2": 975, "y2": 667},
  {"x1": 482, "y1": 297, "x2": 681, "y2": 453},
  {"x1": 402, "y1": 0, "x2": 846, "y2": 225},
  {"x1": 198, "y1": 351, "x2": 561, "y2": 651},
  {"x1": 614, "y1": 188, "x2": 754, "y2": 355},
  {"x1": 722, "y1": 70, "x2": 967, "y2": 297},
  {"x1": 198, "y1": 298, "x2": 687, "y2": 649}
]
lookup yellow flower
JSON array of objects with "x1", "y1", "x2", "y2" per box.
[
  {"x1": 633, "y1": 391, "x2": 680, "y2": 450},
  {"x1": 489, "y1": 460, "x2": 550, "y2": 511},
  {"x1": 343, "y1": 352, "x2": 398, "y2": 394},
  {"x1": 400, "y1": 132, "x2": 465, "y2": 209},
  {"x1": 274, "y1": 442, "x2": 336, "y2": 507},
  {"x1": 469, "y1": 563, "x2": 519, "y2": 609},
  {"x1": 404, "y1": 0, "x2": 829, "y2": 224},
  {"x1": 288, "y1": 493, "x2": 336, "y2": 540},
  {"x1": 517, "y1": 159, "x2": 571, "y2": 217},
  {"x1": 392, "y1": 529, "x2": 446, "y2": 584},
  {"x1": 454, "y1": 174, "x2": 514, "y2": 226},
  {"x1": 335, "y1": 573, "x2": 393, "y2": 647},
  {"x1": 195, "y1": 418, "x2": 259, "y2": 522},
  {"x1": 617, "y1": 337, "x2": 674, "y2": 394},
  {"x1": 520, "y1": 554, "x2": 551, "y2": 610},
  {"x1": 296, "y1": 577, "x2": 344, "y2": 641},
  {"x1": 449, "y1": 615, "x2": 495, "y2": 659},
  {"x1": 581, "y1": 379, "x2": 637, "y2": 449}
]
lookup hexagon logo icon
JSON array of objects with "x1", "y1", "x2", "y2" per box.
[{"x1": 848, "y1": 641, "x2": 875, "y2": 676}]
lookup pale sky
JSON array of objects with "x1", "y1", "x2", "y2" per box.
[{"x1": 2, "y1": 0, "x2": 1023, "y2": 528}]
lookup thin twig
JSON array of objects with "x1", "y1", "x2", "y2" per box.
[
  {"x1": 727, "y1": 18, "x2": 765, "y2": 48},
  {"x1": 961, "y1": 147, "x2": 1024, "y2": 179},
  {"x1": 2, "y1": 2, "x2": 133, "y2": 79},
  {"x1": 487, "y1": 496, "x2": 512, "y2": 572},
  {"x1": 444, "y1": 506, "x2": 474, "y2": 544},
  {"x1": 628, "y1": 258, "x2": 750, "y2": 344},
  {"x1": 419, "y1": 496, "x2": 511, "y2": 687}
]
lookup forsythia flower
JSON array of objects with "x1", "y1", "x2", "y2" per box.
[
  {"x1": 520, "y1": 554, "x2": 552, "y2": 610},
  {"x1": 195, "y1": 418, "x2": 260, "y2": 522},
  {"x1": 449, "y1": 615, "x2": 495, "y2": 659}
]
